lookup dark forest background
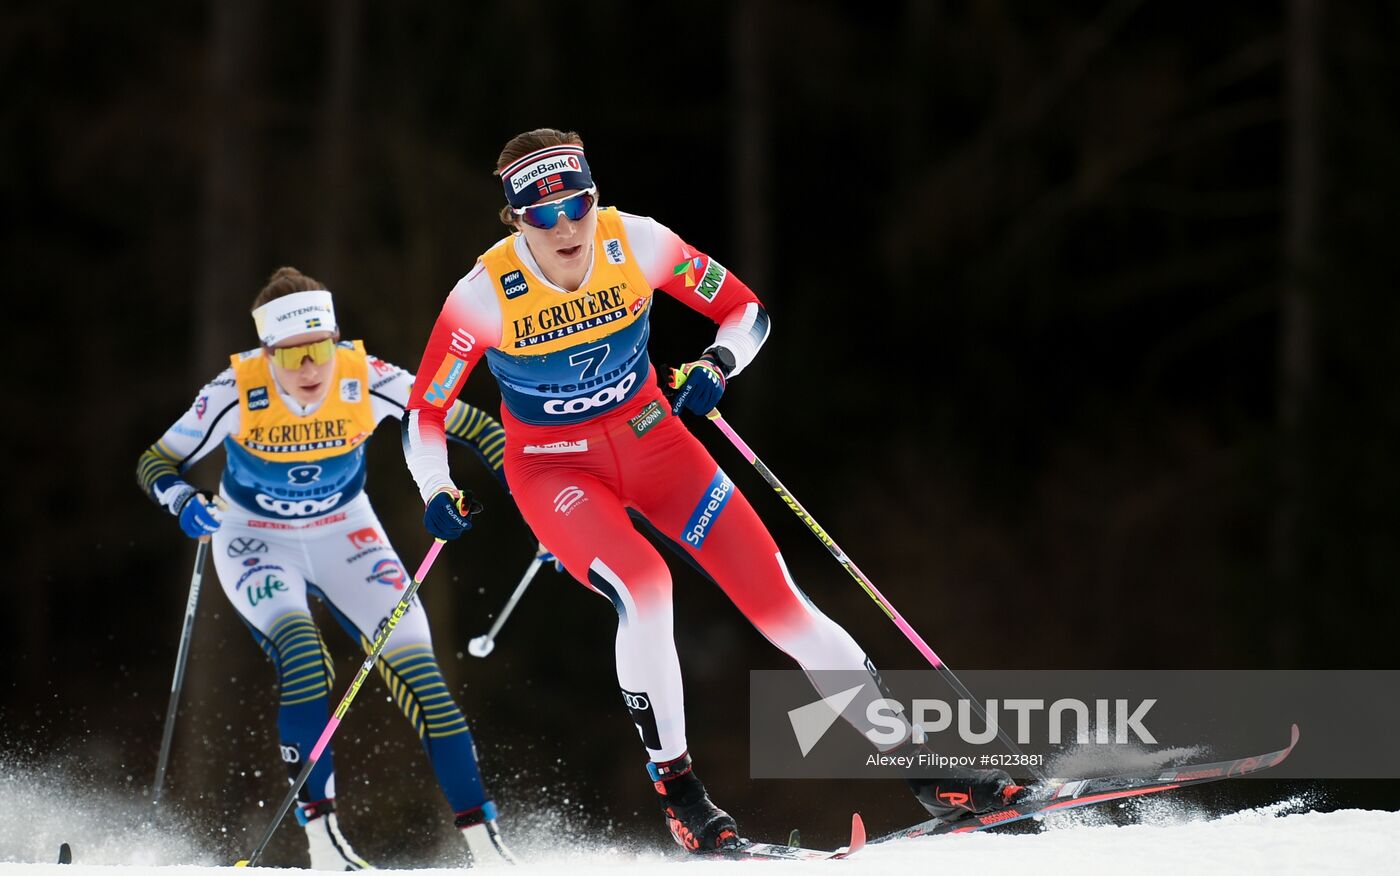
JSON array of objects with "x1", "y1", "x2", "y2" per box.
[{"x1": 3, "y1": 0, "x2": 1398, "y2": 867}]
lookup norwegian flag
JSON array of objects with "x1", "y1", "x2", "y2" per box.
[{"x1": 536, "y1": 174, "x2": 564, "y2": 196}]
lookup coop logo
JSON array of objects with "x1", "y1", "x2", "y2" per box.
[
  {"x1": 553, "y1": 486, "x2": 587, "y2": 515},
  {"x1": 542, "y1": 372, "x2": 637, "y2": 416},
  {"x1": 226, "y1": 537, "x2": 268, "y2": 558},
  {"x1": 367, "y1": 558, "x2": 407, "y2": 589},
  {"x1": 247, "y1": 386, "x2": 270, "y2": 411},
  {"x1": 501, "y1": 270, "x2": 529, "y2": 300},
  {"x1": 604, "y1": 238, "x2": 625, "y2": 264},
  {"x1": 340, "y1": 378, "x2": 361, "y2": 403},
  {"x1": 255, "y1": 492, "x2": 343, "y2": 517},
  {"x1": 683, "y1": 470, "x2": 733, "y2": 548}
]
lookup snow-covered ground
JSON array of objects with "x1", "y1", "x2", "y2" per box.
[
  {"x1": 3, "y1": 804, "x2": 1397, "y2": 874},
  {"x1": 4, "y1": 757, "x2": 1397, "y2": 874}
]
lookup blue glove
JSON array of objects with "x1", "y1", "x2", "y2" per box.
[
  {"x1": 668, "y1": 353, "x2": 728, "y2": 417},
  {"x1": 424, "y1": 489, "x2": 483, "y2": 541},
  {"x1": 176, "y1": 489, "x2": 223, "y2": 539}
]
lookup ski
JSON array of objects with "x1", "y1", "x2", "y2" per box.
[
  {"x1": 876, "y1": 723, "x2": 1299, "y2": 843},
  {"x1": 721, "y1": 812, "x2": 866, "y2": 861}
]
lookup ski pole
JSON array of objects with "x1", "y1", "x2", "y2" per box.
[
  {"x1": 705, "y1": 410, "x2": 1044, "y2": 778},
  {"x1": 152, "y1": 537, "x2": 211, "y2": 804},
  {"x1": 468, "y1": 549, "x2": 547, "y2": 658},
  {"x1": 234, "y1": 538, "x2": 446, "y2": 868}
]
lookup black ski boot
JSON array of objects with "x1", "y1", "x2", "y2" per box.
[
  {"x1": 648, "y1": 753, "x2": 742, "y2": 852},
  {"x1": 907, "y1": 766, "x2": 1022, "y2": 820}
]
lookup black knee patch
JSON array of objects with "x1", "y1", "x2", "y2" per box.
[{"x1": 621, "y1": 687, "x2": 662, "y2": 750}]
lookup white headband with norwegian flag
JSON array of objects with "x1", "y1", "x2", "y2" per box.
[
  {"x1": 499, "y1": 145, "x2": 593, "y2": 208},
  {"x1": 252, "y1": 290, "x2": 337, "y2": 347}
]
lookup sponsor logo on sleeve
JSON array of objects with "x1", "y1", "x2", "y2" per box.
[
  {"x1": 501, "y1": 270, "x2": 529, "y2": 299},
  {"x1": 423, "y1": 355, "x2": 466, "y2": 407},
  {"x1": 340, "y1": 378, "x2": 361, "y2": 402},
  {"x1": 604, "y1": 238, "x2": 625, "y2": 264},
  {"x1": 673, "y1": 257, "x2": 702, "y2": 287},
  {"x1": 194, "y1": 396, "x2": 208, "y2": 419},
  {"x1": 449, "y1": 328, "x2": 477, "y2": 356},
  {"x1": 247, "y1": 386, "x2": 270, "y2": 411},
  {"x1": 170, "y1": 424, "x2": 205, "y2": 439},
  {"x1": 695, "y1": 258, "x2": 727, "y2": 302}
]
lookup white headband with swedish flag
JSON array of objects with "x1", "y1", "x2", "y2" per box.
[{"x1": 252, "y1": 290, "x2": 337, "y2": 347}]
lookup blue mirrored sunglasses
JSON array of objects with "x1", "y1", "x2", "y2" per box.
[{"x1": 513, "y1": 187, "x2": 597, "y2": 230}]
